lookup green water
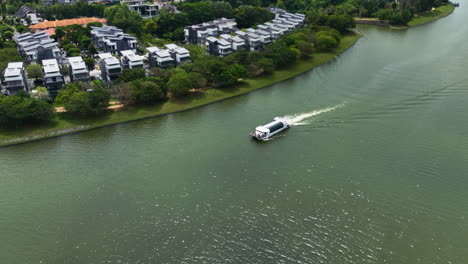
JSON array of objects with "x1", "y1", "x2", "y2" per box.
[{"x1": 2, "y1": 8, "x2": 468, "y2": 264}]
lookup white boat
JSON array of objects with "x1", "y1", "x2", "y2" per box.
[{"x1": 250, "y1": 118, "x2": 290, "y2": 141}]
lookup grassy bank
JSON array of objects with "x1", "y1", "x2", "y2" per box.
[
  {"x1": 0, "y1": 33, "x2": 362, "y2": 146},
  {"x1": 355, "y1": 4, "x2": 455, "y2": 28},
  {"x1": 408, "y1": 4, "x2": 455, "y2": 27}
]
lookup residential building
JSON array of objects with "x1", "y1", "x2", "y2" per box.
[
  {"x1": 42, "y1": 59, "x2": 64, "y2": 98},
  {"x1": 219, "y1": 34, "x2": 247, "y2": 51},
  {"x1": 146, "y1": 47, "x2": 175, "y2": 69},
  {"x1": 184, "y1": 18, "x2": 237, "y2": 45},
  {"x1": 235, "y1": 30, "x2": 263, "y2": 52},
  {"x1": 205, "y1": 37, "x2": 233, "y2": 56},
  {"x1": 165, "y1": 44, "x2": 191, "y2": 64},
  {"x1": 14, "y1": 5, "x2": 44, "y2": 26},
  {"x1": 123, "y1": 0, "x2": 159, "y2": 18},
  {"x1": 68, "y1": 56, "x2": 90, "y2": 83},
  {"x1": 1, "y1": 62, "x2": 29, "y2": 95},
  {"x1": 120, "y1": 50, "x2": 144, "y2": 69},
  {"x1": 15, "y1": 31, "x2": 62, "y2": 64},
  {"x1": 98, "y1": 53, "x2": 122, "y2": 84},
  {"x1": 91, "y1": 26, "x2": 138, "y2": 55}
]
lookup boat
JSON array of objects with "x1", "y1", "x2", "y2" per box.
[{"x1": 250, "y1": 118, "x2": 290, "y2": 141}]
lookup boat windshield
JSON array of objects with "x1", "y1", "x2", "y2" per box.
[{"x1": 256, "y1": 131, "x2": 267, "y2": 138}]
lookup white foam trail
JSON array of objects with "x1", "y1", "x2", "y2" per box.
[{"x1": 281, "y1": 103, "x2": 345, "y2": 126}]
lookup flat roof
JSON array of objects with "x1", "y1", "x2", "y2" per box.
[
  {"x1": 146, "y1": 46, "x2": 160, "y2": 53},
  {"x1": 98, "y1": 53, "x2": 114, "y2": 59},
  {"x1": 4, "y1": 62, "x2": 24, "y2": 77},
  {"x1": 68, "y1": 56, "x2": 87, "y2": 70},
  {"x1": 164, "y1": 43, "x2": 179, "y2": 50},
  {"x1": 42, "y1": 59, "x2": 60, "y2": 73}
]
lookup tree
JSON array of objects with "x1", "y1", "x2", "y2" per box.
[
  {"x1": 118, "y1": 68, "x2": 146, "y2": 83},
  {"x1": 0, "y1": 95, "x2": 54, "y2": 128},
  {"x1": 2, "y1": 30, "x2": 13, "y2": 40},
  {"x1": 188, "y1": 72, "x2": 207, "y2": 89},
  {"x1": 234, "y1": 6, "x2": 275, "y2": 28},
  {"x1": 167, "y1": 69, "x2": 192, "y2": 97},
  {"x1": 26, "y1": 64, "x2": 43, "y2": 81},
  {"x1": 249, "y1": 57, "x2": 275, "y2": 77},
  {"x1": 264, "y1": 40, "x2": 297, "y2": 67},
  {"x1": 56, "y1": 82, "x2": 110, "y2": 115},
  {"x1": 276, "y1": 0, "x2": 287, "y2": 9},
  {"x1": 111, "y1": 82, "x2": 134, "y2": 105},
  {"x1": 87, "y1": 83, "x2": 111, "y2": 114},
  {"x1": 83, "y1": 57, "x2": 95, "y2": 70},
  {"x1": 216, "y1": 64, "x2": 248, "y2": 87},
  {"x1": 316, "y1": 34, "x2": 338, "y2": 51},
  {"x1": 131, "y1": 80, "x2": 166, "y2": 104},
  {"x1": 80, "y1": 37, "x2": 92, "y2": 49},
  {"x1": 326, "y1": 14, "x2": 355, "y2": 32},
  {"x1": 32, "y1": 86, "x2": 50, "y2": 100}
]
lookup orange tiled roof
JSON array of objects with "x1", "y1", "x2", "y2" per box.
[{"x1": 29, "y1": 17, "x2": 107, "y2": 29}]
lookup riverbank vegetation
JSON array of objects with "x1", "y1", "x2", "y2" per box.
[
  {"x1": 0, "y1": 0, "x2": 454, "y2": 145},
  {"x1": 0, "y1": 33, "x2": 361, "y2": 146}
]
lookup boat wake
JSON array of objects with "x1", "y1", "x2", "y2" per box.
[{"x1": 279, "y1": 103, "x2": 345, "y2": 126}]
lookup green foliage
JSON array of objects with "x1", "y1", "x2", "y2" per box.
[
  {"x1": 83, "y1": 58, "x2": 95, "y2": 70},
  {"x1": 131, "y1": 80, "x2": 166, "y2": 104},
  {"x1": 118, "y1": 68, "x2": 146, "y2": 83},
  {"x1": 26, "y1": 64, "x2": 43, "y2": 80},
  {"x1": 264, "y1": 40, "x2": 298, "y2": 67},
  {"x1": 326, "y1": 14, "x2": 355, "y2": 32},
  {"x1": 104, "y1": 4, "x2": 143, "y2": 36},
  {"x1": 56, "y1": 82, "x2": 110, "y2": 116},
  {"x1": 111, "y1": 83, "x2": 134, "y2": 105},
  {"x1": 36, "y1": 2, "x2": 105, "y2": 20},
  {"x1": 0, "y1": 95, "x2": 54, "y2": 128},
  {"x1": 373, "y1": 9, "x2": 393, "y2": 20},
  {"x1": 0, "y1": 47, "x2": 22, "y2": 74},
  {"x1": 234, "y1": 6, "x2": 274, "y2": 28},
  {"x1": 316, "y1": 33, "x2": 338, "y2": 51},
  {"x1": 216, "y1": 64, "x2": 248, "y2": 87},
  {"x1": 167, "y1": 69, "x2": 192, "y2": 97},
  {"x1": 33, "y1": 86, "x2": 50, "y2": 100}
]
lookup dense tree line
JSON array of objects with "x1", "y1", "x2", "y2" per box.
[
  {"x1": 55, "y1": 81, "x2": 111, "y2": 116},
  {"x1": 0, "y1": 92, "x2": 54, "y2": 128},
  {"x1": 35, "y1": 2, "x2": 105, "y2": 20}
]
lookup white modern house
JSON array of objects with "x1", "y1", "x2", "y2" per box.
[
  {"x1": 1, "y1": 62, "x2": 29, "y2": 95},
  {"x1": 184, "y1": 18, "x2": 237, "y2": 45},
  {"x1": 205, "y1": 37, "x2": 233, "y2": 56},
  {"x1": 165, "y1": 44, "x2": 191, "y2": 65},
  {"x1": 98, "y1": 53, "x2": 122, "y2": 84},
  {"x1": 91, "y1": 26, "x2": 138, "y2": 55},
  {"x1": 68, "y1": 56, "x2": 90, "y2": 83},
  {"x1": 120, "y1": 50, "x2": 144, "y2": 69},
  {"x1": 146, "y1": 47, "x2": 175, "y2": 69},
  {"x1": 42, "y1": 59, "x2": 64, "y2": 98}
]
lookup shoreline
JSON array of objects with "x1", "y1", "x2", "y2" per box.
[
  {"x1": 0, "y1": 33, "x2": 362, "y2": 147},
  {"x1": 355, "y1": 4, "x2": 455, "y2": 29}
]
